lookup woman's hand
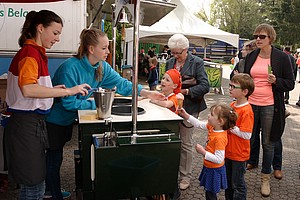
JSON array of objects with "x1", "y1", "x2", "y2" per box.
[
  {"x1": 21, "y1": 83, "x2": 91, "y2": 98},
  {"x1": 66, "y1": 83, "x2": 91, "y2": 96},
  {"x1": 268, "y1": 73, "x2": 276, "y2": 84}
]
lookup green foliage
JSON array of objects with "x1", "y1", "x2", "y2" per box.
[
  {"x1": 208, "y1": 0, "x2": 262, "y2": 39},
  {"x1": 271, "y1": 0, "x2": 300, "y2": 48}
]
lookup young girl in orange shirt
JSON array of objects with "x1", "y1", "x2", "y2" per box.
[{"x1": 179, "y1": 103, "x2": 238, "y2": 200}]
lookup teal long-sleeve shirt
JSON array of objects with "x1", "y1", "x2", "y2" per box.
[{"x1": 46, "y1": 56, "x2": 143, "y2": 126}]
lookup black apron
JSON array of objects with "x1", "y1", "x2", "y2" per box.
[{"x1": 5, "y1": 112, "x2": 48, "y2": 185}]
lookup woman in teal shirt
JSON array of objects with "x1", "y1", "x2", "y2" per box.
[{"x1": 44, "y1": 28, "x2": 164, "y2": 199}]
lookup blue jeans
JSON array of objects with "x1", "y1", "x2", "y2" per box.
[
  {"x1": 249, "y1": 104, "x2": 274, "y2": 174},
  {"x1": 19, "y1": 181, "x2": 45, "y2": 200},
  {"x1": 272, "y1": 140, "x2": 282, "y2": 170},
  {"x1": 225, "y1": 159, "x2": 247, "y2": 200}
]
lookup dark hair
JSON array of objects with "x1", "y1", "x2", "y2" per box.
[
  {"x1": 231, "y1": 73, "x2": 255, "y2": 98},
  {"x1": 75, "y1": 28, "x2": 107, "y2": 59},
  {"x1": 210, "y1": 103, "x2": 238, "y2": 130},
  {"x1": 18, "y1": 10, "x2": 63, "y2": 47}
]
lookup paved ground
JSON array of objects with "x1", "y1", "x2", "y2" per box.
[{"x1": 1, "y1": 65, "x2": 300, "y2": 199}]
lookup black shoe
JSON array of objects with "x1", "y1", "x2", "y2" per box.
[{"x1": 296, "y1": 101, "x2": 300, "y2": 107}]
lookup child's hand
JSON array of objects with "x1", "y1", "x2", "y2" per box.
[
  {"x1": 178, "y1": 107, "x2": 189, "y2": 119},
  {"x1": 195, "y1": 144, "x2": 206, "y2": 156},
  {"x1": 230, "y1": 126, "x2": 240, "y2": 135},
  {"x1": 149, "y1": 99, "x2": 157, "y2": 104}
]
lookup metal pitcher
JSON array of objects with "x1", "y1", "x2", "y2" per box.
[{"x1": 93, "y1": 88, "x2": 115, "y2": 119}]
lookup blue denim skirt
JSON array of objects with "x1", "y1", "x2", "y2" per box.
[{"x1": 199, "y1": 165, "x2": 227, "y2": 193}]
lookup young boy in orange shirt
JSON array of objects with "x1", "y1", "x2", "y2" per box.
[
  {"x1": 225, "y1": 73, "x2": 255, "y2": 200},
  {"x1": 150, "y1": 69, "x2": 183, "y2": 114}
]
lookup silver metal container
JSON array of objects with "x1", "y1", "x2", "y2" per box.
[{"x1": 93, "y1": 89, "x2": 115, "y2": 119}]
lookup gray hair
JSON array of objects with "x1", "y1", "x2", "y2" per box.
[{"x1": 168, "y1": 33, "x2": 189, "y2": 49}]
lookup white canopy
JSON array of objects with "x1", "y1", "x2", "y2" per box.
[{"x1": 125, "y1": 0, "x2": 239, "y2": 48}]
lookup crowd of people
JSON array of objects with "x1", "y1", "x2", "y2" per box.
[{"x1": 0, "y1": 8, "x2": 298, "y2": 200}]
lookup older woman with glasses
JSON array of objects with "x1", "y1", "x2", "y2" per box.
[
  {"x1": 165, "y1": 34, "x2": 210, "y2": 194},
  {"x1": 244, "y1": 23, "x2": 294, "y2": 197}
]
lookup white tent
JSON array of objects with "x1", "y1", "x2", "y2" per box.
[{"x1": 125, "y1": 0, "x2": 239, "y2": 64}]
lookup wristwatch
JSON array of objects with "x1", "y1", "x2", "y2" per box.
[{"x1": 186, "y1": 89, "x2": 189, "y2": 95}]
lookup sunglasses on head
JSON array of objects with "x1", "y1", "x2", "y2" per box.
[{"x1": 253, "y1": 35, "x2": 269, "y2": 39}]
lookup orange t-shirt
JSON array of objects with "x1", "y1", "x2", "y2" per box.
[
  {"x1": 248, "y1": 56, "x2": 274, "y2": 106},
  {"x1": 204, "y1": 124, "x2": 228, "y2": 168},
  {"x1": 226, "y1": 102, "x2": 254, "y2": 161}
]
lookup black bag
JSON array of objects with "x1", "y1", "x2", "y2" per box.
[{"x1": 181, "y1": 75, "x2": 197, "y2": 89}]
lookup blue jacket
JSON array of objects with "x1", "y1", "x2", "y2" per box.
[
  {"x1": 46, "y1": 56, "x2": 143, "y2": 126},
  {"x1": 147, "y1": 66, "x2": 158, "y2": 87}
]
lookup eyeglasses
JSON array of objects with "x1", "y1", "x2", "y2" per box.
[
  {"x1": 171, "y1": 49, "x2": 184, "y2": 55},
  {"x1": 229, "y1": 84, "x2": 241, "y2": 89},
  {"x1": 253, "y1": 35, "x2": 269, "y2": 39}
]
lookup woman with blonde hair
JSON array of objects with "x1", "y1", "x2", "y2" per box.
[{"x1": 44, "y1": 28, "x2": 164, "y2": 199}]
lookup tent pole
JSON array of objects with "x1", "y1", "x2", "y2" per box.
[
  {"x1": 131, "y1": 0, "x2": 141, "y2": 144},
  {"x1": 111, "y1": 4, "x2": 117, "y2": 70}
]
